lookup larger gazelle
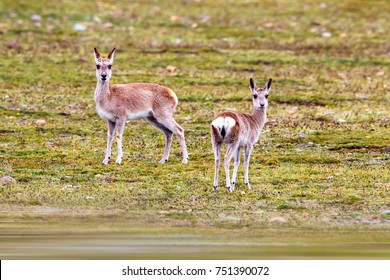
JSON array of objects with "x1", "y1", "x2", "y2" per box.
[
  {"x1": 211, "y1": 78, "x2": 272, "y2": 192},
  {"x1": 93, "y1": 48, "x2": 188, "y2": 164}
]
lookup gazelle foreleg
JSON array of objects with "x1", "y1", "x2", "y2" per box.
[
  {"x1": 244, "y1": 144, "x2": 253, "y2": 190},
  {"x1": 115, "y1": 117, "x2": 126, "y2": 164},
  {"x1": 102, "y1": 120, "x2": 116, "y2": 165}
]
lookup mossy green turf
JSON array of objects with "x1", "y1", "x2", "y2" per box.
[{"x1": 0, "y1": 0, "x2": 389, "y2": 258}]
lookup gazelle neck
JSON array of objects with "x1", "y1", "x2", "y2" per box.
[
  {"x1": 94, "y1": 80, "x2": 110, "y2": 101},
  {"x1": 251, "y1": 107, "x2": 267, "y2": 127}
]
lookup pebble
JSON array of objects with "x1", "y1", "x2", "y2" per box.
[
  {"x1": 0, "y1": 176, "x2": 14, "y2": 183},
  {"x1": 30, "y1": 15, "x2": 42, "y2": 22},
  {"x1": 36, "y1": 119, "x2": 46, "y2": 126},
  {"x1": 288, "y1": 106, "x2": 298, "y2": 114},
  {"x1": 73, "y1": 23, "x2": 86, "y2": 32},
  {"x1": 166, "y1": 65, "x2": 177, "y2": 73}
]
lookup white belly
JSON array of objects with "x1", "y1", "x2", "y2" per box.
[
  {"x1": 97, "y1": 105, "x2": 152, "y2": 122},
  {"x1": 126, "y1": 110, "x2": 152, "y2": 120}
]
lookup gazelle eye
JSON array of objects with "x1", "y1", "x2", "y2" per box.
[
  {"x1": 108, "y1": 65, "x2": 112, "y2": 70},
  {"x1": 96, "y1": 65, "x2": 101, "y2": 69},
  {"x1": 265, "y1": 94, "x2": 269, "y2": 99},
  {"x1": 253, "y1": 94, "x2": 258, "y2": 99}
]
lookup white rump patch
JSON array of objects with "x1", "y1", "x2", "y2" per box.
[{"x1": 211, "y1": 116, "x2": 236, "y2": 137}]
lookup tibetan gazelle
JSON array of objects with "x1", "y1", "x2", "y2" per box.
[
  {"x1": 211, "y1": 78, "x2": 272, "y2": 192},
  {"x1": 93, "y1": 48, "x2": 188, "y2": 164}
]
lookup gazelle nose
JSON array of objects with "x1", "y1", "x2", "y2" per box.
[{"x1": 260, "y1": 104, "x2": 265, "y2": 107}]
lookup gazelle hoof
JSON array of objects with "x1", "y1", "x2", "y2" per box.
[
  {"x1": 182, "y1": 157, "x2": 188, "y2": 164},
  {"x1": 245, "y1": 183, "x2": 251, "y2": 190},
  {"x1": 159, "y1": 158, "x2": 168, "y2": 164},
  {"x1": 115, "y1": 157, "x2": 122, "y2": 164},
  {"x1": 213, "y1": 185, "x2": 218, "y2": 191},
  {"x1": 102, "y1": 158, "x2": 110, "y2": 165}
]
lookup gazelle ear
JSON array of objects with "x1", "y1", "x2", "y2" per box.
[
  {"x1": 265, "y1": 78, "x2": 272, "y2": 93},
  {"x1": 249, "y1": 78, "x2": 257, "y2": 93},
  {"x1": 107, "y1": 48, "x2": 116, "y2": 64},
  {"x1": 93, "y1": 48, "x2": 101, "y2": 63}
]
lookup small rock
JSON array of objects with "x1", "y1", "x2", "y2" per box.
[
  {"x1": 73, "y1": 23, "x2": 86, "y2": 32},
  {"x1": 199, "y1": 14, "x2": 210, "y2": 23},
  {"x1": 93, "y1": 16, "x2": 102, "y2": 23},
  {"x1": 379, "y1": 210, "x2": 390, "y2": 217},
  {"x1": 170, "y1": 15, "x2": 180, "y2": 22},
  {"x1": 85, "y1": 196, "x2": 94, "y2": 200},
  {"x1": 319, "y1": 3, "x2": 327, "y2": 9},
  {"x1": 173, "y1": 38, "x2": 182, "y2": 45},
  {"x1": 311, "y1": 20, "x2": 321, "y2": 26},
  {"x1": 36, "y1": 119, "x2": 46, "y2": 126},
  {"x1": 270, "y1": 217, "x2": 287, "y2": 223},
  {"x1": 288, "y1": 106, "x2": 298, "y2": 114},
  {"x1": 78, "y1": 56, "x2": 88, "y2": 62},
  {"x1": 339, "y1": 33, "x2": 348, "y2": 38},
  {"x1": 376, "y1": 71, "x2": 384, "y2": 76},
  {"x1": 337, "y1": 119, "x2": 347, "y2": 123},
  {"x1": 166, "y1": 65, "x2": 177, "y2": 73},
  {"x1": 322, "y1": 32, "x2": 332, "y2": 38},
  {"x1": 30, "y1": 15, "x2": 42, "y2": 22},
  {"x1": 103, "y1": 22, "x2": 113, "y2": 30},
  {"x1": 0, "y1": 176, "x2": 14, "y2": 183},
  {"x1": 0, "y1": 23, "x2": 9, "y2": 33},
  {"x1": 6, "y1": 41, "x2": 22, "y2": 50}
]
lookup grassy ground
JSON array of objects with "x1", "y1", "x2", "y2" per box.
[{"x1": 0, "y1": 0, "x2": 389, "y2": 259}]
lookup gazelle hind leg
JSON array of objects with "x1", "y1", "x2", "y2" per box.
[
  {"x1": 212, "y1": 140, "x2": 221, "y2": 190},
  {"x1": 224, "y1": 144, "x2": 239, "y2": 192},
  {"x1": 154, "y1": 115, "x2": 188, "y2": 164},
  {"x1": 231, "y1": 147, "x2": 241, "y2": 192},
  {"x1": 147, "y1": 116, "x2": 173, "y2": 164}
]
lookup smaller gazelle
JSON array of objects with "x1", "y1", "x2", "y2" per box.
[
  {"x1": 211, "y1": 78, "x2": 272, "y2": 192},
  {"x1": 93, "y1": 48, "x2": 188, "y2": 164}
]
